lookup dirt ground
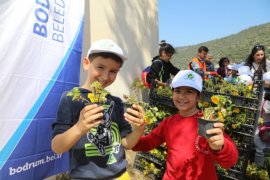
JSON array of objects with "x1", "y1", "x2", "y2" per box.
[
  {"x1": 53, "y1": 150, "x2": 150, "y2": 180},
  {"x1": 126, "y1": 150, "x2": 150, "y2": 180}
]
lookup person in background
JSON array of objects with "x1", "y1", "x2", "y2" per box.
[
  {"x1": 255, "y1": 71, "x2": 270, "y2": 167},
  {"x1": 245, "y1": 45, "x2": 270, "y2": 75},
  {"x1": 245, "y1": 45, "x2": 270, "y2": 167},
  {"x1": 205, "y1": 53, "x2": 217, "y2": 79},
  {"x1": 188, "y1": 46, "x2": 218, "y2": 79},
  {"x1": 130, "y1": 70, "x2": 238, "y2": 180},
  {"x1": 224, "y1": 63, "x2": 240, "y2": 84},
  {"x1": 146, "y1": 40, "x2": 180, "y2": 87},
  {"x1": 217, "y1": 57, "x2": 230, "y2": 78},
  {"x1": 205, "y1": 54, "x2": 215, "y2": 72}
]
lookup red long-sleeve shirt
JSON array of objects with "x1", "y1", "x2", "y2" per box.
[{"x1": 133, "y1": 113, "x2": 238, "y2": 180}]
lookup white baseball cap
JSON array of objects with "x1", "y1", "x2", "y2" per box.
[
  {"x1": 87, "y1": 39, "x2": 127, "y2": 61},
  {"x1": 237, "y1": 66, "x2": 253, "y2": 76},
  {"x1": 171, "y1": 70, "x2": 203, "y2": 92},
  {"x1": 228, "y1": 63, "x2": 239, "y2": 71}
]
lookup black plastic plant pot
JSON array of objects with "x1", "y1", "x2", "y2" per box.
[
  {"x1": 85, "y1": 102, "x2": 110, "y2": 120},
  {"x1": 198, "y1": 118, "x2": 219, "y2": 138},
  {"x1": 123, "y1": 103, "x2": 140, "y2": 119},
  {"x1": 123, "y1": 102, "x2": 133, "y2": 113}
]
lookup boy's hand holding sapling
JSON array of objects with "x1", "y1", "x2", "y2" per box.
[{"x1": 67, "y1": 81, "x2": 109, "y2": 133}]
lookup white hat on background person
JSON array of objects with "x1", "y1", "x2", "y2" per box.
[
  {"x1": 231, "y1": 62, "x2": 244, "y2": 71},
  {"x1": 239, "y1": 62, "x2": 245, "y2": 66},
  {"x1": 227, "y1": 63, "x2": 239, "y2": 71},
  {"x1": 237, "y1": 66, "x2": 253, "y2": 76},
  {"x1": 237, "y1": 62, "x2": 244, "y2": 69},
  {"x1": 87, "y1": 39, "x2": 127, "y2": 61},
  {"x1": 171, "y1": 70, "x2": 203, "y2": 92}
]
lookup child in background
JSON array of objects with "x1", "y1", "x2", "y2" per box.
[
  {"x1": 130, "y1": 70, "x2": 238, "y2": 180},
  {"x1": 217, "y1": 57, "x2": 230, "y2": 78},
  {"x1": 225, "y1": 63, "x2": 240, "y2": 84},
  {"x1": 51, "y1": 39, "x2": 145, "y2": 179},
  {"x1": 146, "y1": 40, "x2": 180, "y2": 87}
]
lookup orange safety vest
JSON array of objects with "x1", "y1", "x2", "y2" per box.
[
  {"x1": 188, "y1": 57, "x2": 207, "y2": 79},
  {"x1": 188, "y1": 57, "x2": 206, "y2": 71}
]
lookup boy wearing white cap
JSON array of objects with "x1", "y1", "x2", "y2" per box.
[
  {"x1": 51, "y1": 39, "x2": 145, "y2": 179},
  {"x1": 132, "y1": 70, "x2": 238, "y2": 179}
]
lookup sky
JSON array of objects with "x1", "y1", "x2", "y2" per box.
[{"x1": 158, "y1": 0, "x2": 270, "y2": 47}]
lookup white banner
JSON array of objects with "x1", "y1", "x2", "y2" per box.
[{"x1": 0, "y1": 0, "x2": 84, "y2": 179}]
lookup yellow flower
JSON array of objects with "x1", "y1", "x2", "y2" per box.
[
  {"x1": 88, "y1": 93, "x2": 99, "y2": 102},
  {"x1": 232, "y1": 124, "x2": 238, "y2": 129},
  {"x1": 144, "y1": 115, "x2": 152, "y2": 125},
  {"x1": 258, "y1": 117, "x2": 264, "y2": 125},
  {"x1": 218, "y1": 111, "x2": 224, "y2": 122},
  {"x1": 248, "y1": 85, "x2": 252, "y2": 90},
  {"x1": 203, "y1": 102, "x2": 209, "y2": 107},
  {"x1": 163, "y1": 151, "x2": 167, "y2": 155},
  {"x1": 211, "y1": 96, "x2": 220, "y2": 104},
  {"x1": 231, "y1": 90, "x2": 239, "y2": 96},
  {"x1": 233, "y1": 107, "x2": 240, "y2": 113}
]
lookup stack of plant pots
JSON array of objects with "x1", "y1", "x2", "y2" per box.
[
  {"x1": 133, "y1": 144, "x2": 166, "y2": 180},
  {"x1": 148, "y1": 81, "x2": 176, "y2": 110},
  {"x1": 135, "y1": 75, "x2": 266, "y2": 179},
  {"x1": 202, "y1": 76, "x2": 265, "y2": 179}
]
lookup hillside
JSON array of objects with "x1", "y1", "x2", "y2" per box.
[{"x1": 171, "y1": 22, "x2": 270, "y2": 69}]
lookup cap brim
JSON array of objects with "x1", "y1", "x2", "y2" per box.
[
  {"x1": 171, "y1": 80, "x2": 202, "y2": 92},
  {"x1": 88, "y1": 49, "x2": 127, "y2": 61}
]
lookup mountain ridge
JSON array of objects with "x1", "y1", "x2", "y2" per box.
[{"x1": 171, "y1": 22, "x2": 270, "y2": 69}]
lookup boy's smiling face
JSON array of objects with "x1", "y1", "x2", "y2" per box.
[
  {"x1": 173, "y1": 86, "x2": 200, "y2": 116},
  {"x1": 83, "y1": 56, "x2": 121, "y2": 89}
]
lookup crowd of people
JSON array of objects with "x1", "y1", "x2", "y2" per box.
[
  {"x1": 146, "y1": 41, "x2": 267, "y2": 87},
  {"x1": 147, "y1": 41, "x2": 270, "y2": 88},
  {"x1": 146, "y1": 41, "x2": 270, "y2": 170},
  {"x1": 51, "y1": 38, "x2": 269, "y2": 179}
]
